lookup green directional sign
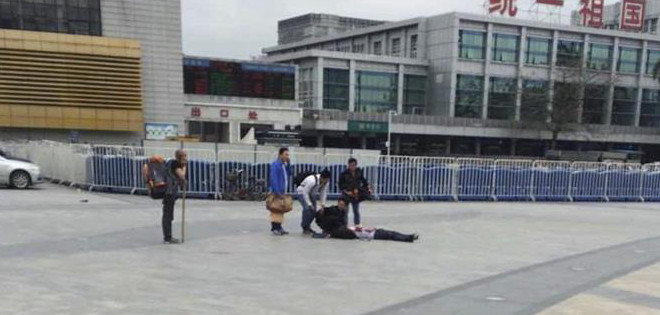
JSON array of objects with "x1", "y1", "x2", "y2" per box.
[{"x1": 347, "y1": 120, "x2": 388, "y2": 134}]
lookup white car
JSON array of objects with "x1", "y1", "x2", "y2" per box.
[{"x1": 0, "y1": 149, "x2": 42, "y2": 189}]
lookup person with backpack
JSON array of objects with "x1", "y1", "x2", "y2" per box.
[
  {"x1": 295, "y1": 169, "x2": 331, "y2": 235},
  {"x1": 338, "y1": 158, "x2": 371, "y2": 227},
  {"x1": 267, "y1": 147, "x2": 292, "y2": 236},
  {"x1": 143, "y1": 149, "x2": 187, "y2": 244}
]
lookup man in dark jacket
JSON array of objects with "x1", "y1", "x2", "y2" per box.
[
  {"x1": 314, "y1": 198, "x2": 419, "y2": 243},
  {"x1": 338, "y1": 158, "x2": 371, "y2": 227}
]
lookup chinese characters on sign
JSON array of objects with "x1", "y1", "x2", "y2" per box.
[
  {"x1": 536, "y1": 0, "x2": 564, "y2": 5},
  {"x1": 347, "y1": 120, "x2": 389, "y2": 134},
  {"x1": 190, "y1": 107, "x2": 201, "y2": 117},
  {"x1": 220, "y1": 109, "x2": 229, "y2": 118},
  {"x1": 490, "y1": 0, "x2": 518, "y2": 17},
  {"x1": 620, "y1": 0, "x2": 646, "y2": 31},
  {"x1": 248, "y1": 110, "x2": 258, "y2": 120},
  {"x1": 579, "y1": 0, "x2": 604, "y2": 28}
]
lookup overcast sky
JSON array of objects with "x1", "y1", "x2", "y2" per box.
[{"x1": 181, "y1": 0, "x2": 583, "y2": 60}]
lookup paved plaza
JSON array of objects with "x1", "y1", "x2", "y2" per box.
[{"x1": 3, "y1": 184, "x2": 660, "y2": 314}]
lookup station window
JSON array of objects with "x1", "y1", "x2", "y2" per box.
[
  {"x1": 455, "y1": 74, "x2": 484, "y2": 118},
  {"x1": 403, "y1": 75, "x2": 426, "y2": 114},
  {"x1": 410, "y1": 34, "x2": 418, "y2": 58},
  {"x1": 646, "y1": 50, "x2": 660, "y2": 75},
  {"x1": 459, "y1": 30, "x2": 486, "y2": 60},
  {"x1": 355, "y1": 71, "x2": 398, "y2": 113},
  {"x1": 323, "y1": 68, "x2": 350, "y2": 111},
  {"x1": 583, "y1": 85, "x2": 608, "y2": 124},
  {"x1": 556, "y1": 40, "x2": 583, "y2": 67},
  {"x1": 611, "y1": 87, "x2": 638, "y2": 126},
  {"x1": 491, "y1": 34, "x2": 519, "y2": 63},
  {"x1": 391, "y1": 38, "x2": 401, "y2": 57},
  {"x1": 0, "y1": 0, "x2": 101, "y2": 36},
  {"x1": 618, "y1": 47, "x2": 642, "y2": 73},
  {"x1": 525, "y1": 37, "x2": 552, "y2": 65},
  {"x1": 587, "y1": 44, "x2": 613, "y2": 71},
  {"x1": 488, "y1": 77, "x2": 517, "y2": 120},
  {"x1": 521, "y1": 80, "x2": 549, "y2": 121},
  {"x1": 373, "y1": 41, "x2": 382, "y2": 55},
  {"x1": 641, "y1": 89, "x2": 660, "y2": 127}
]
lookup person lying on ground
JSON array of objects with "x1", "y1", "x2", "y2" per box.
[{"x1": 314, "y1": 198, "x2": 419, "y2": 243}]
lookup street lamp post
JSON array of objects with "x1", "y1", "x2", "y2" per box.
[{"x1": 387, "y1": 110, "x2": 397, "y2": 161}]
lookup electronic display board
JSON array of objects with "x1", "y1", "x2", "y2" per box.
[{"x1": 183, "y1": 58, "x2": 295, "y2": 100}]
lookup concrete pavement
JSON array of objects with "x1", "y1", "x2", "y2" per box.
[{"x1": 2, "y1": 183, "x2": 660, "y2": 314}]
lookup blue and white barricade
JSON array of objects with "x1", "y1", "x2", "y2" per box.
[
  {"x1": 457, "y1": 158, "x2": 494, "y2": 201},
  {"x1": 531, "y1": 161, "x2": 571, "y2": 201},
  {"x1": 493, "y1": 159, "x2": 534, "y2": 201},
  {"x1": 570, "y1": 162, "x2": 608, "y2": 201},
  {"x1": 642, "y1": 163, "x2": 660, "y2": 201},
  {"x1": 606, "y1": 163, "x2": 644, "y2": 201}
]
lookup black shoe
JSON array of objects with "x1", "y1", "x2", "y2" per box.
[
  {"x1": 312, "y1": 232, "x2": 330, "y2": 239},
  {"x1": 280, "y1": 229, "x2": 290, "y2": 235},
  {"x1": 412, "y1": 234, "x2": 420, "y2": 242},
  {"x1": 272, "y1": 229, "x2": 289, "y2": 236},
  {"x1": 164, "y1": 237, "x2": 180, "y2": 244},
  {"x1": 302, "y1": 228, "x2": 318, "y2": 235}
]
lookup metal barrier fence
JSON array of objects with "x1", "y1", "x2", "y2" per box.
[{"x1": 6, "y1": 140, "x2": 660, "y2": 202}]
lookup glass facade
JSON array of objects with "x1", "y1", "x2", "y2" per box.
[
  {"x1": 403, "y1": 75, "x2": 426, "y2": 114},
  {"x1": 641, "y1": 89, "x2": 660, "y2": 127},
  {"x1": 611, "y1": 87, "x2": 638, "y2": 126},
  {"x1": 618, "y1": 47, "x2": 642, "y2": 73},
  {"x1": 553, "y1": 82, "x2": 579, "y2": 124},
  {"x1": 410, "y1": 34, "x2": 418, "y2": 58},
  {"x1": 373, "y1": 41, "x2": 382, "y2": 55},
  {"x1": 491, "y1": 34, "x2": 519, "y2": 63},
  {"x1": 459, "y1": 30, "x2": 486, "y2": 60},
  {"x1": 587, "y1": 44, "x2": 613, "y2": 71},
  {"x1": 0, "y1": 0, "x2": 101, "y2": 36},
  {"x1": 323, "y1": 68, "x2": 349, "y2": 110},
  {"x1": 488, "y1": 77, "x2": 517, "y2": 120},
  {"x1": 355, "y1": 71, "x2": 397, "y2": 113},
  {"x1": 521, "y1": 80, "x2": 549, "y2": 121},
  {"x1": 583, "y1": 85, "x2": 607, "y2": 124},
  {"x1": 455, "y1": 74, "x2": 484, "y2": 118},
  {"x1": 556, "y1": 40, "x2": 583, "y2": 67},
  {"x1": 647, "y1": 50, "x2": 660, "y2": 75},
  {"x1": 526, "y1": 37, "x2": 552, "y2": 65}
]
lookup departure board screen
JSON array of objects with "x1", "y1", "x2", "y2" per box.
[{"x1": 183, "y1": 58, "x2": 295, "y2": 100}]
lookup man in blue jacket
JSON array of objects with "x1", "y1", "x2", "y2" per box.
[{"x1": 268, "y1": 147, "x2": 291, "y2": 235}]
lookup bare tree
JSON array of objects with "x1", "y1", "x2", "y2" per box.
[{"x1": 520, "y1": 56, "x2": 618, "y2": 150}]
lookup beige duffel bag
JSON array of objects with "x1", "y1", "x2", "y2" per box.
[{"x1": 266, "y1": 194, "x2": 293, "y2": 213}]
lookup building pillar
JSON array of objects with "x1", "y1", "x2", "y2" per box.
[
  {"x1": 548, "y1": 30, "x2": 559, "y2": 125},
  {"x1": 397, "y1": 64, "x2": 404, "y2": 113},
  {"x1": 316, "y1": 57, "x2": 324, "y2": 110},
  {"x1": 475, "y1": 138, "x2": 482, "y2": 156},
  {"x1": 510, "y1": 139, "x2": 517, "y2": 156},
  {"x1": 636, "y1": 41, "x2": 648, "y2": 127},
  {"x1": 349, "y1": 59, "x2": 356, "y2": 112},
  {"x1": 317, "y1": 134, "x2": 324, "y2": 148},
  {"x1": 445, "y1": 138, "x2": 451, "y2": 155},
  {"x1": 605, "y1": 37, "x2": 619, "y2": 125},
  {"x1": 394, "y1": 135, "x2": 401, "y2": 155},
  {"x1": 483, "y1": 23, "x2": 494, "y2": 119},
  {"x1": 515, "y1": 27, "x2": 527, "y2": 121},
  {"x1": 361, "y1": 136, "x2": 367, "y2": 149}
]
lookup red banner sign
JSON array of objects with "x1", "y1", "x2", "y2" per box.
[
  {"x1": 537, "y1": 0, "x2": 564, "y2": 6},
  {"x1": 248, "y1": 110, "x2": 258, "y2": 120},
  {"x1": 579, "y1": 0, "x2": 604, "y2": 28},
  {"x1": 490, "y1": 0, "x2": 518, "y2": 17},
  {"x1": 620, "y1": 0, "x2": 646, "y2": 31}
]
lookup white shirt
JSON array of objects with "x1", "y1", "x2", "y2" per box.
[{"x1": 296, "y1": 174, "x2": 328, "y2": 208}]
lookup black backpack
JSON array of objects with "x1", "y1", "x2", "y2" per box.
[{"x1": 293, "y1": 171, "x2": 316, "y2": 187}]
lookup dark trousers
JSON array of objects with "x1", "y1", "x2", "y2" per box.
[
  {"x1": 342, "y1": 193, "x2": 361, "y2": 225},
  {"x1": 374, "y1": 229, "x2": 413, "y2": 242},
  {"x1": 162, "y1": 194, "x2": 177, "y2": 240}
]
